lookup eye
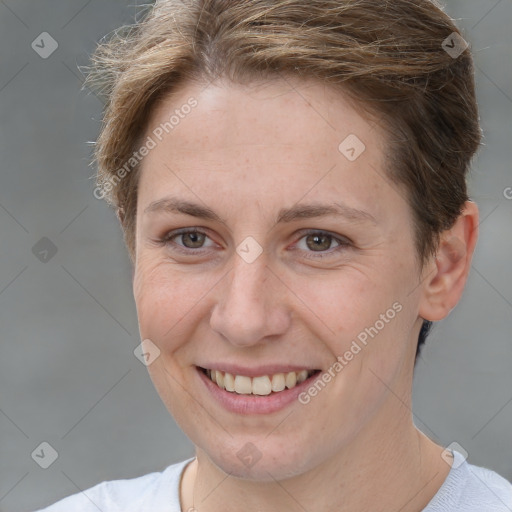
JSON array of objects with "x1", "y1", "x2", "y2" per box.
[
  {"x1": 156, "y1": 227, "x2": 351, "y2": 259},
  {"x1": 159, "y1": 228, "x2": 216, "y2": 252},
  {"x1": 294, "y1": 230, "x2": 351, "y2": 258}
]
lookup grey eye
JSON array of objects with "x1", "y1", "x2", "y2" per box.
[
  {"x1": 177, "y1": 232, "x2": 207, "y2": 248},
  {"x1": 304, "y1": 233, "x2": 336, "y2": 252}
]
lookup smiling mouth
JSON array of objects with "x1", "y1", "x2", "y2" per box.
[{"x1": 198, "y1": 367, "x2": 321, "y2": 396}]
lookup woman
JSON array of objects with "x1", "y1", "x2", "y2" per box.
[{"x1": 37, "y1": 0, "x2": 512, "y2": 510}]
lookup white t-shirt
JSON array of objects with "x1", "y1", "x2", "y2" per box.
[{"x1": 35, "y1": 450, "x2": 512, "y2": 511}]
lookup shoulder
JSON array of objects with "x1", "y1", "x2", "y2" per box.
[
  {"x1": 424, "y1": 450, "x2": 512, "y2": 511},
  {"x1": 34, "y1": 458, "x2": 193, "y2": 512},
  {"x1": 463, "y1": 461, "x2": 512, "y2": 510}
]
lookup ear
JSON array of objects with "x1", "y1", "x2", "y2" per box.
[
  {"x1": 116, "y1": 207, "x2": 125, "y2": 225},
  {"x1": 418, "y1": 200, "x2": 479, "y2": 322}
]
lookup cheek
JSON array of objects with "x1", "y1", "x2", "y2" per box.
[
  {"x1": 134, "y1": 263, "x2": 181, "y2": 341},
  {"x1": 296, "y1": 265, "x2": 413, "y2": 374},
  {"x1": 292, "y1": 271, "x2": 389, "y2": 339},
  {"x1": 133, "y1": 261, "x2": 217, "y2": 345}
]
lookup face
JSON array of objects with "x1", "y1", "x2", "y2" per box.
[{"x1": 132, "y1": 77, "x2": 425, "y2": 480}]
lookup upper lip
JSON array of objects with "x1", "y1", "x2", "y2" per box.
[{"x1": 197, "y1": 364, "x2": 321, "y2": 378}]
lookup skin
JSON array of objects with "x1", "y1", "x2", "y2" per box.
[{"x1": 130, "y1": 76, "x2": 479, "y2": 512}]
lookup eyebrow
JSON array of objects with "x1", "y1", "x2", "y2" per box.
[{"x1": 143, "y1": 197, "x2": 377, "y2": 225}]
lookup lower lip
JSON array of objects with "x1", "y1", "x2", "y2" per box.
[{"x1": 196, "y1": 367, "x2": 321, "y2": 415}]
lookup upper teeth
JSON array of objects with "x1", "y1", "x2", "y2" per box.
[{"x1": 205, "y1": 369, "x2": 314, "y2": 395}]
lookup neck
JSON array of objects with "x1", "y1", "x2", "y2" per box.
[{"x1": 180, "y1": 396, "x2": 451, "y2": 512}]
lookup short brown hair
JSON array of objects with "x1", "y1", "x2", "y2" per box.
[
  {"x1": 86, "y1": 0, "x2": 481, "y2": 356},
  {"x1": 87, "y1": 0, "x2": 481, "y2": 263}
]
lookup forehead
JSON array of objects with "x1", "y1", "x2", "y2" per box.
[
  {"x1": 146, "y1": 77, "x2": 383, "y2": 156},
  {"x1": 137, "y1": 78, "x2": 395, "y2": 222}
]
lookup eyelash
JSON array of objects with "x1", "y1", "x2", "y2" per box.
[{"x1": 157, "y1": 228, "x2": 352, "y2": 259}]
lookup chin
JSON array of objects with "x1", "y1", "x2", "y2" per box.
[{"x1": 201, "y1": 438, "x2": 321, "y2": 482}]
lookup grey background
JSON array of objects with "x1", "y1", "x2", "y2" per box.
[{"x1": 0, "y1": 1, "x2": 510, "y2": 510}]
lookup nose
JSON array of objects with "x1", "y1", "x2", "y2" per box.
[{"x1": 209, "y1": 255, "x2": 291, "y2": 347}]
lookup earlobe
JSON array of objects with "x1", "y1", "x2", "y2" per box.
[{"x1": 418, "y1": 201, "x2": 479, "y2": 322}]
